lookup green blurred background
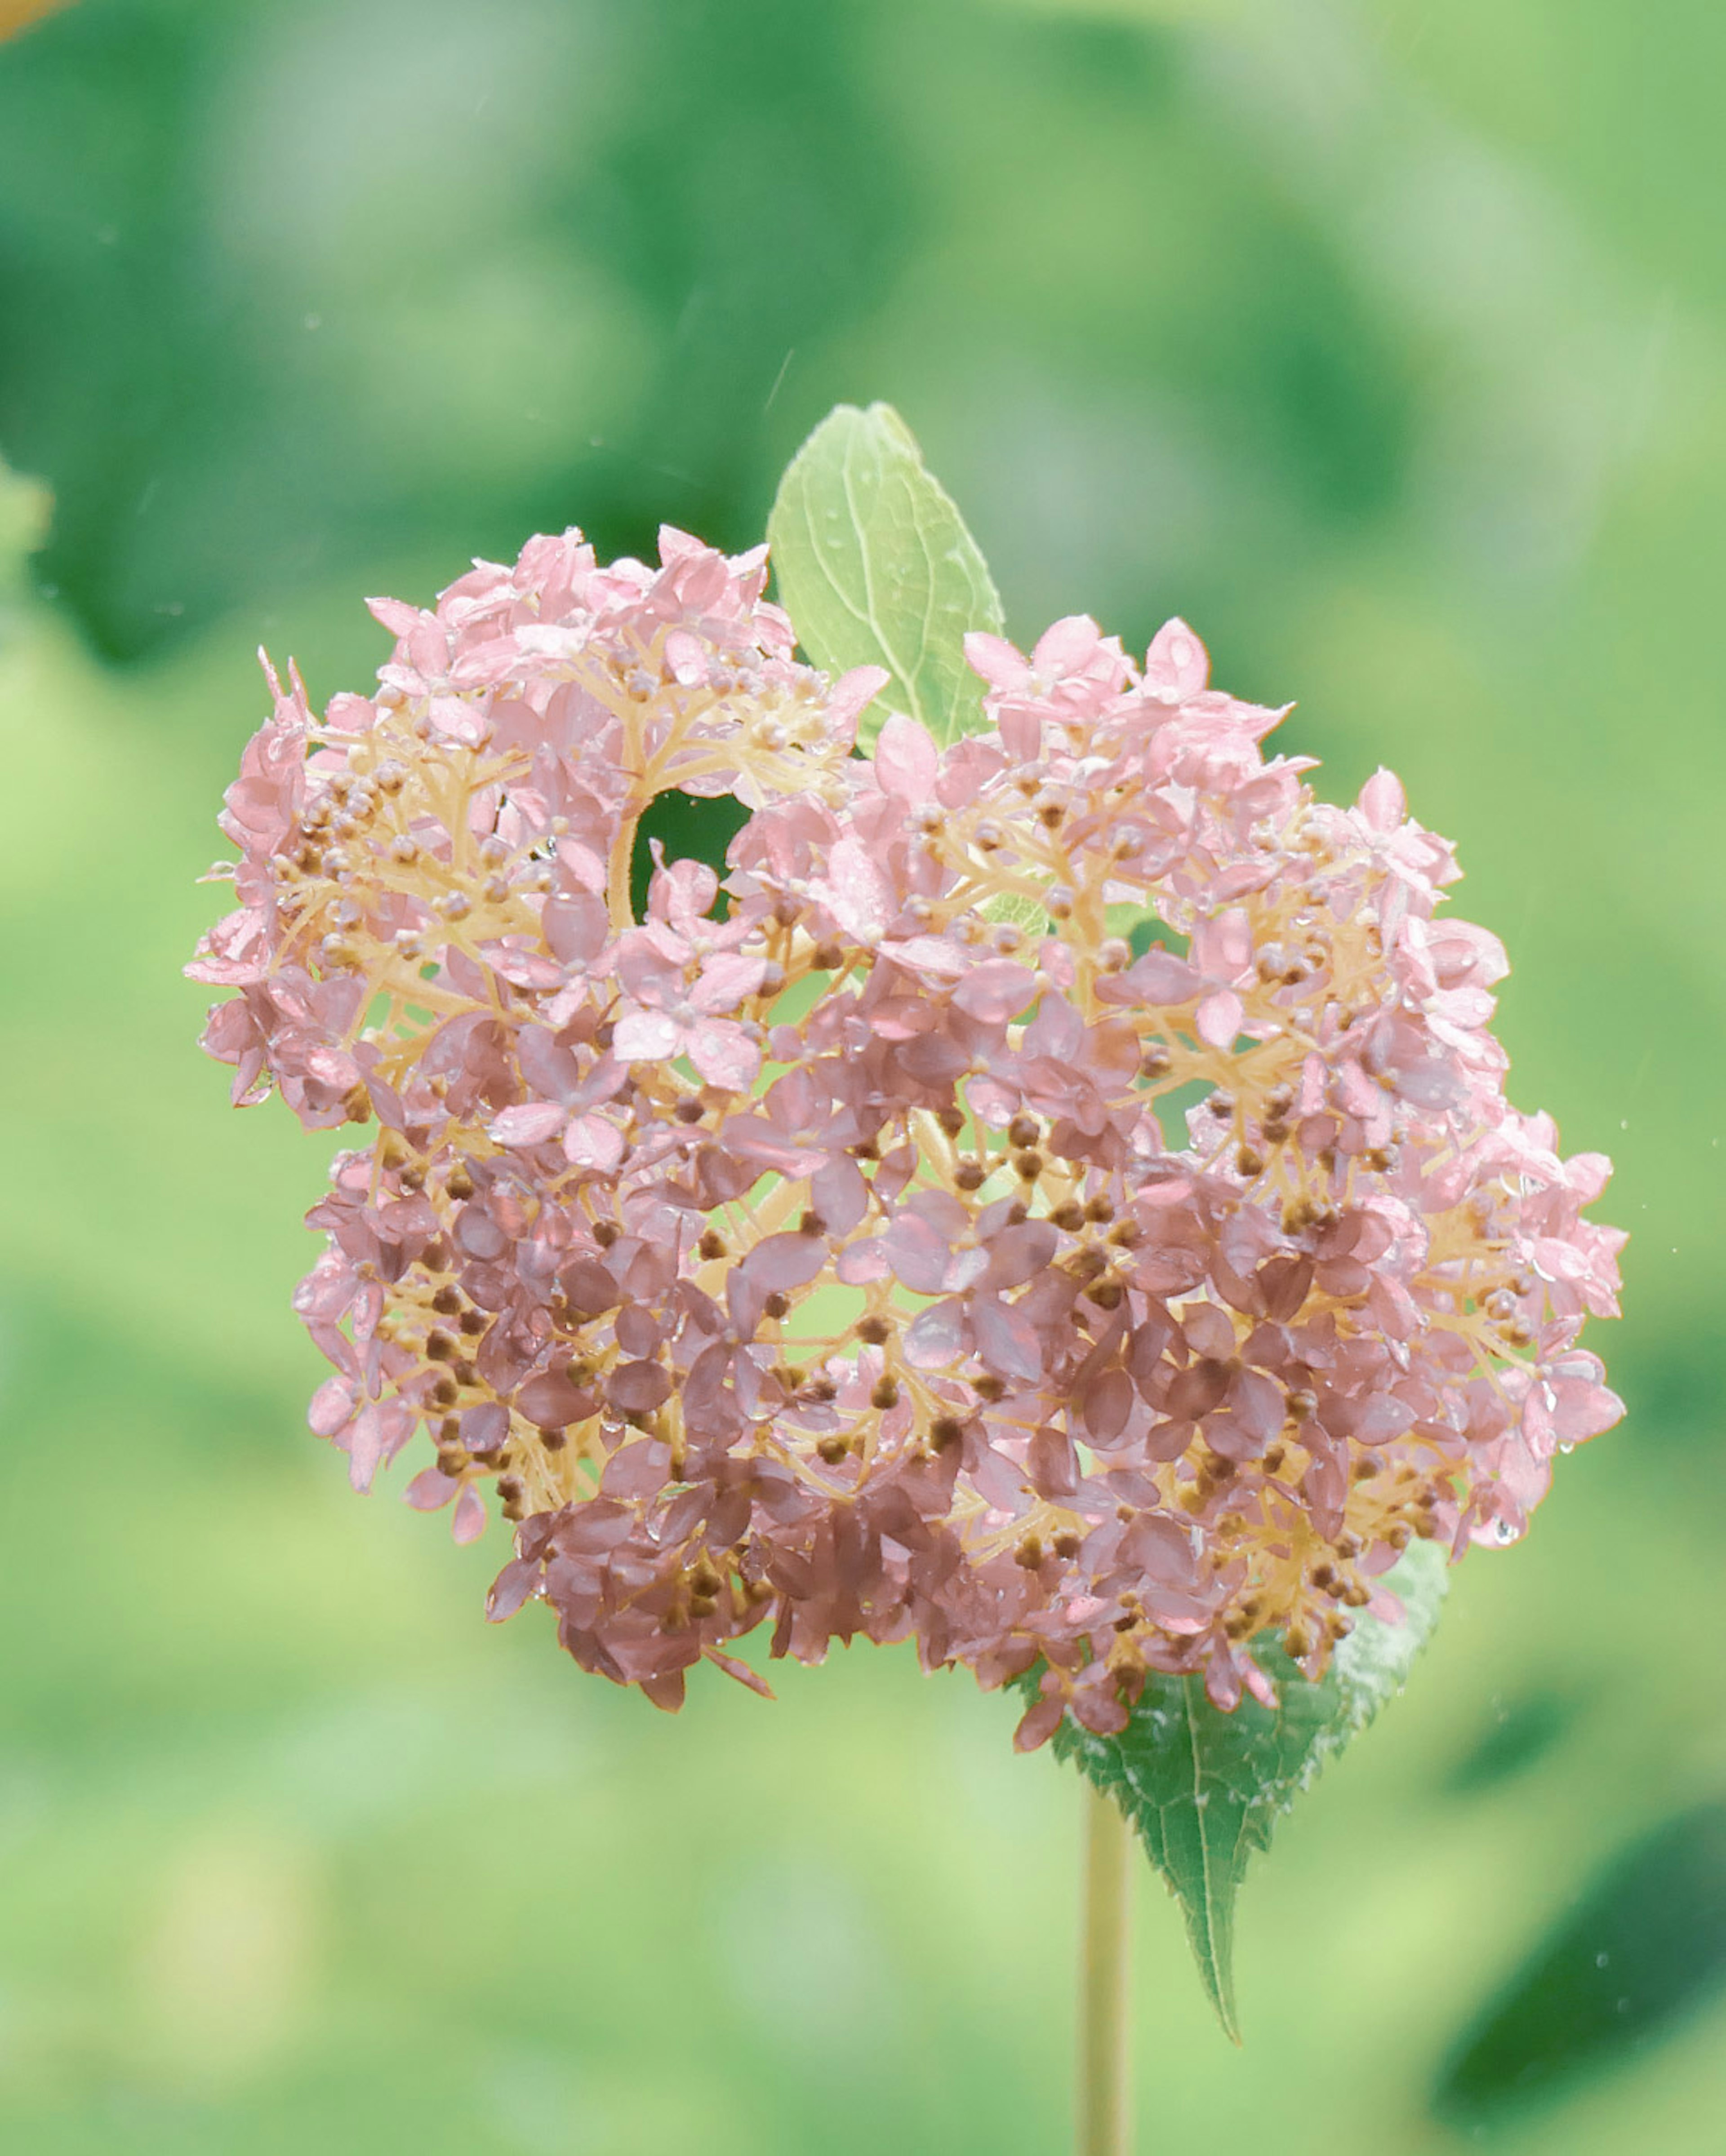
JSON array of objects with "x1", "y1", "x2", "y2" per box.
[{"x1": 2, "y1": 0, "x2": 1723, "y2": 2150}]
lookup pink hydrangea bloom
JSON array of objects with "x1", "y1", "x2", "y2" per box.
[{"x1": 191, "y1": 529, "x2": 1624, "y2": 1738}]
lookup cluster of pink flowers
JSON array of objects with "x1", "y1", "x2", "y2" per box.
[{"x1": 190, "y1": 525, "x2": 1623, "y2": 1741}]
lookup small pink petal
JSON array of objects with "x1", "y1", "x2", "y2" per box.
[
  {"x1": 405, "y1": 1466, "x2": 457, "y2": 1512},
  {"x1": 452, "y1": 1485, "x2": 487, "y2": 1543},
  {"x1": 1195, "y1": 989, "x2": 1244, "y2": 1049},
  {"x1": 1358, "y1": 767, "x2": 1406, "y2": 832},
  {"x1": 690, "y1": 952, "x2": 770, "y2": 1013},
  {"x1": 563, "y1": 1114, "x2": 625, "y2": 1171},
  {"x1": 613, "y1": 1008, "x2": 684, "y2": 1062},
  {"x1": 687, "y1": 1022, "x2": 761, "y2": 1091},
  {"x1": 962, "y1": 630, "x2": 1030, "y2": 689},
  {"x1": 489, "y1": 1102, "x2": 569, "y2": 1146},
  {"x1": 952, "y1": 960, "x2": 1037, "y2": 1024},
  {"x1": 663, "y1": 630, "x2": 710, "y2": 687},
  {"x1": 826, "y1": 664, "x2": 890, "y2": 731},
  {"x1": 1144, "y1": 616, "x2": 1210, "y2": 697},
  {"x1": 873, "y1": 711, "x2": 940, "y2": 801},
  {"x1": 486, "y1": 1557, "x2": 541, "y2": 1622}
]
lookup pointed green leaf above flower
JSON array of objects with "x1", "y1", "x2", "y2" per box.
[
  {"x1": 767, "y1": 401, "x2": 1004, "y2": 748},
  {"x1": 1048, "y1": 1539, "x2": 1450, "y2": 2041}
]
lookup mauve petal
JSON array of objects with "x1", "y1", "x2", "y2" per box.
[
  {"x1": 559, "y1": 1260, "x2": 620, "y2": 1316},
  {"x1": 1231, "y1": 1368, "x2": 1285, "y2": 1442},
  {"x1": 555, "y1": 1499, "x2": 636, "y2": 1554},
  {"x1": 608, "y1": 1360, "x2": 673, "y2": 1412},
  {"x1": 461, "y1": 1403, "x2": 509, "y2": 1454},
  {"x1": 903, "y1": 1299, "x2": 969, "y2": 1369},
  {"x1": 454, "y1": 1207, "x2": 509, "y2": 1261},
  {"x1": 1083, "y1": 1369, "x2": 1135, "y2": 1442},
  {"x1": 405, "y1": 1466, "x2": 457, "y2": 1512},
  {"x1": 600, "y1": 1439, "x2": 670, "y2": 1499},
  {"x1": 1355, "y1": 1393, "x2": 1418, "y2": 1446},
  {"x1": 836, "y1": 1238, "x2": 890, "y2": 1285},
  {"x1": 1014, "y1": 1695, "x2": 1066, "y2": 1752},
  {"x1": 486, "y1": 1557, "x2": 541, "y2": 1621},
  {"x1": 744, "y1": 1231, "x2": 829, "y2": 1292},
  {"x1": 972, "y1": 1297, "x2": 1044, "y2": 1384},
  {"x1": 952, "y1": 960, "x2": 1036, "y2": 1024},
  {"x1": 517, "y1": 1372, "x2": 595, "y2": 1429},
  {"x1": 811, "y1": 1155, "x2": 869, "y2": 1235},
  {"x1": 982, "y1": 1220, "x2": 1059, "y2": 1291},
  {"x1": 881, "y1": 1216, "x2": 953, "y2": 1295},
  {"x1": 452, "y1": 1485, "x2": 488, "y2": 1543}
]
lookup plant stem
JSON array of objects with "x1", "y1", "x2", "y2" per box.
[{"x1": 1078, "y1": 1783, "x2": 1132, "y2": 2156}]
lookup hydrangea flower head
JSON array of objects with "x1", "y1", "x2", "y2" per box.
[{"x1": 190, "y1": 523, "x2": 1624, "y2": 1741}]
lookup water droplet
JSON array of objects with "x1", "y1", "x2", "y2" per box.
[{"x1": 1595, "y1": 1951, "x2": 1610, "y2": 1967}]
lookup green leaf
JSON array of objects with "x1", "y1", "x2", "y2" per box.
[
  {"x1": 0, "y1": 454, "x2": 49, "y2": 597},
  {"x1": 766, "y1": 401, "x2": 1004, "y2": 748},
  {"x1": 1432, "y1": 1801, "x2": 1726, "y2": 2127},
  {"x1": 1049, "y1": 1539, "x2": 1449, "y2": 2041}
]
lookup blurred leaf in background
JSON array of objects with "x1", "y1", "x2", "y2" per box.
[{"x1": 1, "y1": 1, "x2": 1723, "y2": 2152}]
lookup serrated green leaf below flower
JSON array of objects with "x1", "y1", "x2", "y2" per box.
[
  {"x1": 1048, "y1": 1539, "x2": 1449, "y2": 2041},
  {"x1": 766, "y1": 401, "x2": 1003, "y2": 749}
]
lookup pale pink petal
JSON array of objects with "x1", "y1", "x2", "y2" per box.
[
  {"x1": 874, "y1": 711, "x2": 940, "y2": 800},
  {"x1": 612, "y1": 1008, "x2": 685, "y2": 1063},
  {"x1": 687, "y1": 1022, "x2": 761, "y2": 1091},
  {"x1": 1143, "y1": 616, "x2": 1210, "y2": 697},
  {"x1": 962, "y1": 630, "x2": 1030, "y2": 688},
  {"x1": 826, "y1": 664, "x2": 890, "y2": 730},
  {"x1": 1358, "y1": 767, "x2": 1406, "y2": 832},
  {"x1": 451, "y1": 1485, "x2": 488, "y2": 1543},
  {"x1": 563, "y1": 1114, "x2": 625, "y2": 1171},
  {"x1": 690, "y1": 952, "x2": 770, "y2": 1013},
  {"x1": 489, "y1": 1102, "x2": 569, "y2": 1146},
  {"x1": 1031, "y1": 613, "x2": 1102, "y2": 676},
  {"x1": 817, "y1": 835, "x2": 895, "y2": 943},
  {"x1": 663, "y1": 629, "x2": 709, "y2": 687},
  {"x1": 1195, "y1": 989, "x2": 1244, "y2": 1049}
]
